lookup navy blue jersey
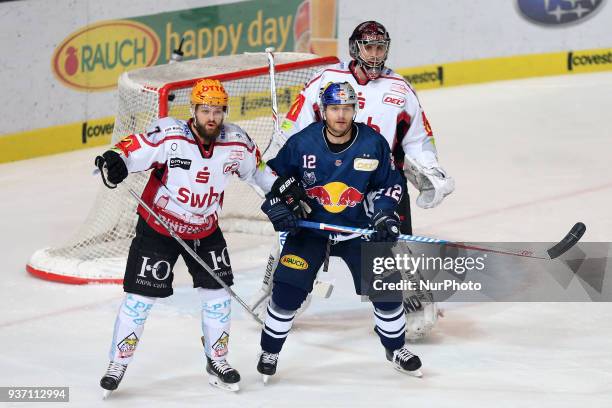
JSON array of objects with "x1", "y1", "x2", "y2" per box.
[{"x1": 267, "y1": 122, "x2": 404, "y2": 231}]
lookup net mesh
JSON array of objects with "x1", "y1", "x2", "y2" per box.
[{"x1": 27, "y1": 53, "x2": 337, "y2": 283}]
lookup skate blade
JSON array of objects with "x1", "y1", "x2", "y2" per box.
[
  {"x1": 102, "y1": 389, "x2": 113, "y2": 400},
  {"x1": 262, "y1": 374, "x2": 270, "y2": 385},
  {"x1": 208, "y1": 375, "x2": 239, "y2": 392},
  {"x1": 394, "y1": 366, "x2": 423, "y2": 378}
]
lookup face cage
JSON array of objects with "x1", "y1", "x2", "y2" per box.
[{"x1": 355, "y1": 40, "x2": 389, "y2": 79}]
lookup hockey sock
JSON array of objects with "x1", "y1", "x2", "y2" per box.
[
  {"x1": 109, "y1": 293, "x2": 156, "y2": 364},
  {"x1": 199, "y1": 288, "x2": 232, "y2": 361},
  {"x1": 261, "y1": 300, "x2": 297, "y2": 353},
  {"x1": 260, "y1": 282, "x2": 306, "y2": 353},
  {"x1": 372, "y1": 302, "x2": 406, "y2": 351}
]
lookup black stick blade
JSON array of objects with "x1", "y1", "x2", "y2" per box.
[{"x1": 546, "y1": 222, "x2": 586, "y2": 259}]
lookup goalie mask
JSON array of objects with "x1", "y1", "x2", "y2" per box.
[{"x1": 348, "y1": 21, "x2": 390, "y2": 80}]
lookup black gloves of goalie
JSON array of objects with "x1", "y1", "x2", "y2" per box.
[
  {"x1": 95, "y1": 150, "x2": 128, "y2": 188},
  {"x1": 271, "y1": 176, "x2": 311, "y2": 218},
  {"x1": 370, "y1": 209, "x2": 401, "y2": 242},
  {"x1": 261, "y1": 196, "x2": 299, "y2": 234}
]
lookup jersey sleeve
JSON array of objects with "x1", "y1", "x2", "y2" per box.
[
  {"x1": 366, "y1": 137, "x2": 404, "y2": 215},
  {"x1": 266, "y1": 136, "x2": 301, "y2": 179},
  {"x1": 234, "y1": 139, "x2": 277, "y2": 194},
  {"x1": 280, "y1": 70, "x2": 323, "y2": 138},
  {"x1": 111, "y1": 120, "x2": 170, "y2": 173},
  {"x1": 400, "y1": 87, "x2": 440, "y2": 168}
]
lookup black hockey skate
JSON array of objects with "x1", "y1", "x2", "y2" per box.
[
  {"x1": 257, "y1": 351, "x2": 279, "y2": 384},
  {"x1": 100, "y1": 361, "x2": 128, "y2": 399},
  {"x1": 206, "y1": 357, "x2": 241, "y2": 392},
  {"x1": 386, "y1": 346, "x2": 423, "y2": 377}
]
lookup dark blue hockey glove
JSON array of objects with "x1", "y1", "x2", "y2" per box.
[
  {"x1": 370, "y1": 209, "x2": 401, "y2": 242},
  {"x1": 95, "y1": 150, "x2": 128, "y2": 188},
  {"x1": 261, "y1": 196, "x2": 299, "y2": 234},
  {"x1": 271, "y1": 176, "x2": 311, "y2": 218}
]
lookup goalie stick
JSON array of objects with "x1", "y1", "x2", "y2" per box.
[
  {"x1": 297, "y1": 220, "x2": 586, "y2": 260},
  {"x1": 94, "y1": 161, "x2": 264, "y2": 325}
]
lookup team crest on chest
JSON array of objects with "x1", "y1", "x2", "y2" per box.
[
  {"x1": 303, "y1": 171, "x2": 317, "y2": 185},
  {"x1": 223, "y1": 161, "x2": 240, "y2": 175}
]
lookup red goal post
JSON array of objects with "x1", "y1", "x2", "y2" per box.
[{"x1": 26, "y1": 52, "x2": 339, "y2": 285}]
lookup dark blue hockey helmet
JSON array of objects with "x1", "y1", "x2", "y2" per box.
[{"x1": 319, "y1": 81, "x2": 358, "y2": 115}]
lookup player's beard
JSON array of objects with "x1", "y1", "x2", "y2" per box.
[{"x1": 193, "y1": 118, "x2": 222, "y2": 145}]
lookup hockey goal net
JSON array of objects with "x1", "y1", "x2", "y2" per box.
[{"x1": 27, "y1": 52, "x2": 338, "y2": 284}]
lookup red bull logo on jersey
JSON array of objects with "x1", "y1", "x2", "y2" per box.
[{"x1": 306, "y1": 182, "x2": 364, "y2": 214}]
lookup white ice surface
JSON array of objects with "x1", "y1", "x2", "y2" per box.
[{"x1": 1, "y1": 72, "x2": 611, "y2": 407}]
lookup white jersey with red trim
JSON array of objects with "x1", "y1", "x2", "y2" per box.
[
  {"x1": 113, "y1": 117, "x2": 275, "y2": 239},
  {"x1": 281, "y1": 61, "x2": 439, "y2": 169}
]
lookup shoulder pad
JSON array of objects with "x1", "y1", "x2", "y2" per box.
[
  {"x1": 219, "y1": 123, "x2": 256, "y2": 149},
  {"x1": 158, "y1": 117, "x2": 188, "y2": 136},
  {"x1": 141, "y1": 117, "x2": 189, "y2": 143}
]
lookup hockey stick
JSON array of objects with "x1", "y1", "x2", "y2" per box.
[
  {"x1": 262, "y1": 47, "x2": 287, "y2": 159},
  {"x1": 297, "y1": 220, "x2": 586, "y2": 260},
  {"x1": 266, "y1": 47, "x2": 280, "y2": 134},
  {"x1": 93, "y1": 162, "x2": 264, "y2": 325},
  {"x1": 126, "y1": 188, "x2": 264, "y2": 324}
]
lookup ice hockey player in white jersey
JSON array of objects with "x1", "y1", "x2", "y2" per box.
[
  {"x1": 94, "y1": 78, "x2": 306, "y2": 396},
  {"x1": 253, "y1": 21, "x2": 455, "y2": 340}
]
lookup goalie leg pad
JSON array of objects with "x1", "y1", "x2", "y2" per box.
[
  {"x1": 249, "y1": 232, "x2": 284, "y2": 320},
  {"x1": 109, "y1": 293, "x2": 156, "y2": 364}
]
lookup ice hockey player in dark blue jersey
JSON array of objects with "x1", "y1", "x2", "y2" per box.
[{"x1": 257, "y1": 82, "x2": 423, "y2": 383}]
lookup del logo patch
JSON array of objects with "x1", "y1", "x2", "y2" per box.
[
  {"x1": 382, "y1": 93, "x2": 406, "y2": 107},
  {"x1": 354, "y1": 158, "x2": 379, "y2": 171},
  {"x1": 280, "y1": 254, "x2": 309, "y2": 270}
]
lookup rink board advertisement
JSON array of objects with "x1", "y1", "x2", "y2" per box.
[
  {"x1": 51, "y1": 0, "x2": 335, "y2": 92},
  {"x1": 1, "y1": 0, "x2": 611, "y2": 162}
]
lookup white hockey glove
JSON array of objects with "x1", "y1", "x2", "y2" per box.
[{"x1": 404, "y1": 156, "x2": 455, "y2": 209}]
